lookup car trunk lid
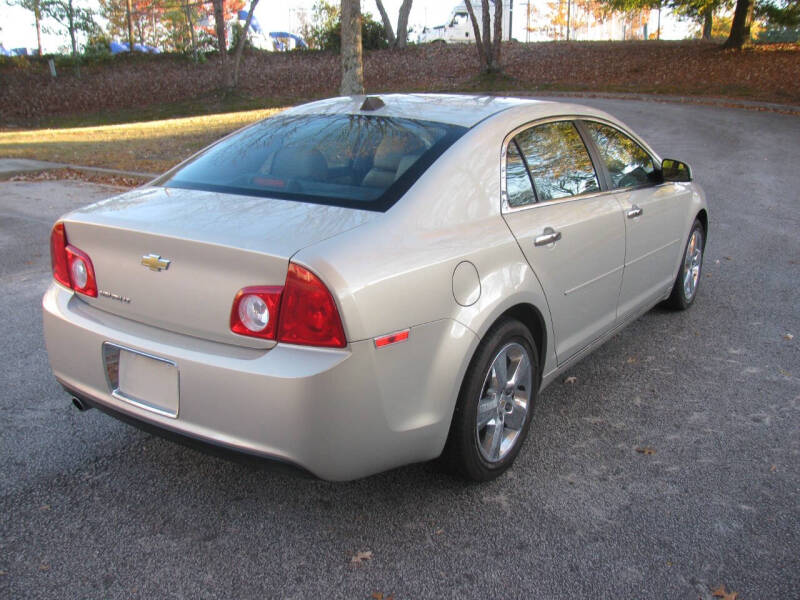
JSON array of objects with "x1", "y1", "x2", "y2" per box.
[{"x1": 61, "y1": 186, "x2": 377, "y2": 348}]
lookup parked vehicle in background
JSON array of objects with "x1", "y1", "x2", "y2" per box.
[{"x1": 418, "y1": 2, "x2": 512, "y2": 44}]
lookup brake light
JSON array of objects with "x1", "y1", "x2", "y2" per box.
[
  {"x1": 278, "y1": 264, "x2": 346, "y2": 348},
  {"x1": 229, "y1": 263, "x2": 346, "y2": 348},
  {"x1": 229, "y1": 286, "x2": 283, "y2": 339},
  {"x1": 50, "y1": 223, "x2": 70, "y2": 288},
  {"x1": 50, "y1": 223, "x2": 98, "y2": 297}
]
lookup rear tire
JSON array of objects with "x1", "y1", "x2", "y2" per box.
[
  {"x1": 664, "y1": 219, "x2": 704, "y2": 310},
  {"x1": 442, "y1": 318, "x2": 539, "y2": 481}
]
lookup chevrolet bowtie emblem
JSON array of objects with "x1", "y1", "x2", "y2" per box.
[{"x1": 141, "y1": 254, "x2": 171, "y2": 272}]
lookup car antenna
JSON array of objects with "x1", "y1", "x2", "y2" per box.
[{"x1": 360, "y1": 96, "x2": 385, "y2": 111}]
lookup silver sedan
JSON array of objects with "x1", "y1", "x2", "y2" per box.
[{"x1": 43, "y1": 94, "x2": 708, "y2": 481}]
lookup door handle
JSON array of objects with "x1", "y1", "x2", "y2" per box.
[
  {"x1": 534, "y1": 227, "x2": 562, "y2": 247},
  {"x1": 627, "y1": 205, "x2": 643, "y2": 219}
]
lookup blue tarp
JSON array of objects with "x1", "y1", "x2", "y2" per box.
[
  {"x1": 269, "y1": 31, "x2": 307, "y2": 50},
  {"x1": 237, "y1": 10, "x2": 262, "y2": 34},
  {"x1": 110, "y1": 41, "x2": 161, "y2": 54}
]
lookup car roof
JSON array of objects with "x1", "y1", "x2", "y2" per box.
[{"x1": 281, "y1": 93, "x2": 561, "y2": 128}]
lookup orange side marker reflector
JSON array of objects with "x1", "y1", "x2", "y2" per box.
[{"x1": 374, "y1": 329, "x2": 410, "y2": 348}]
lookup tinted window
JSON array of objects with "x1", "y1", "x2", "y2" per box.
[
  {"x1": 506, "y1": 141, "x2": 536, "y2": 207},
  {"x1": 161, "y1": 114, "x2": 466, "y2": 212},
  {"x1": 584, "y1": 121, "x2": 656, "y2": 189},
  {"x1": 514, "y1": 121, "x2": 600, "y2": 201}
]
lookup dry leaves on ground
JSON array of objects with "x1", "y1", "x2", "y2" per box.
[
  {"x1": 351, "y1": 550, "x2": 373, "y2": 565},
  {"x1": 711, "y1": 583, "x2": 738, "y2": 599},
  {"x1": 635, "y1": 446, "x2": 657, "y2": 455}
]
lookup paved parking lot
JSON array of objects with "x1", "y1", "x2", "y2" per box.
[{"x1": 1, "y1": 98, "x2": 798, "y2": 599}]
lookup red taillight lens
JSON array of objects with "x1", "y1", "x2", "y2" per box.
[
  {"x1": 50, "y1": 223, "x2": 70, "y2": 288},
  {"x1": 278, "y1": 264, "x2": 346, "y2": 348},
  {"x1": 50, "y1": 222, "x2": 98, "y2": 297},
  {"x1": 229, "y1": 286, "x2": 283, "y2": 339},
  {"x1": 229, "y1": 264, "x2": 346, "y2": 348}
]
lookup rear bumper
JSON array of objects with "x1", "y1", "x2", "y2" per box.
[{"x1": 43, "y1": 284, "x2": 478, "y2": 480}]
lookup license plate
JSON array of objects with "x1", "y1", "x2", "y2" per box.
[{"x1": 105, "y1": 344, "x2": 179, "y2": 418}]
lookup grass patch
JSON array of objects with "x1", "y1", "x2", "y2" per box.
[{"x1": 0, "y1": 107, "x2": 285, "y2": 174}]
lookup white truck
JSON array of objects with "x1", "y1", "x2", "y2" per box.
[{"x1": 418, "y1": 2, "x2": 512, "y2": 44}]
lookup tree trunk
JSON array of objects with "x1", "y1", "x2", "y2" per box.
[
  {"x1": 657, "y1": 2, "x2": 661, "y2": 40},
  {"x1": 184, "y1": 0, "x2": 197, "y2": 56},
  {"x1": 724, "y1": 0, "x2": 753, "y2": 49},
  {"x1": 340, "y1": 0, "x2": 364, "y2": 95},
  {"x1": 491, "y1": 0, "x2": 502, "y2": 71},
  {"x1": 702, "y1": 7, "x2": 713, "y2": 40},
  {"x1": 464, "y1": 0, "x2": 487, "y2": 68},
  {"x1": 34, "y1": 0, "x2": 42, "y2": 55},
  {"x1": 67, "y1": 0, "x2": 77, "y2": 57},
  {"x1": 232, "y1": 0, "x2": 259, "y2": 87},
  {"x1": 126, "y1": 0, "x2": 135, "y2": 52},
  {"x1": 374, "y1": 0, "x2": 396, "y2": 46},
  {"x1": 480, "y1": 0, "x2": 493, "y2": 69},
  {"x1": 212, "y1": 0, "x2": 232, "y2": 88},
  {"x1": 396, "y1": 0, "x2": 413, "y2": 48},
  {"x1": 567, "y1": 0, "x2": 571, "y2": 41}
]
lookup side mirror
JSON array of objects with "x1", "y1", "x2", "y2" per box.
[{"x1": 661, "y1": 158, "x2": 692, "y2": 182}]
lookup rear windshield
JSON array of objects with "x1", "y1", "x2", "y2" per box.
[{"x1": 161, "y1": 113, "x2": 467, "y2": 212}]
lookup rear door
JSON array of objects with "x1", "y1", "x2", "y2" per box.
[
  {"x1": 579, "y1": 120, "x2": 691, "y2": 320},
  {"x1": 501, "y1": 120, "x2": 626, "y2": 364}
]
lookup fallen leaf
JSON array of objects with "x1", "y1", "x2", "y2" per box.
[
  {"x1": 40, "y1": 504, "x2": 50, "y2": 511},
  {"x1": 39, "y1": 564, "x2": 50, "y2": 571},
  {"x1": 564, "y1": 376, "x2": 577, "y2": 385},
  {"x1": 770, "y1": 464, "x2": 777, "y2": 472},
  {"x1": 711, "y1": 584, "x2": 738, "y2": 599},
  {"x1": 724, "y1": 256, "x2": 732, "y2": 261},
  {"x1": 783, "y1": 333, "x2": 794, "y2": 340},
  {"x1": 434, "y1": 528, "x2": 444, "y2": 535},
  {"x1": 626, "y1": 357, "x2": 638, "y2": 364},
  {"x1": 371, "y1": 594, "x2": 394, "y2": 600},
  {"x1": 351, "y1": 550, "x2": 372, "y2": 565},
  {"x1": 635, "y1": 446, "x2": 656, "y2": 455}
]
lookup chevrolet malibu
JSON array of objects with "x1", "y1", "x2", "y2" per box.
[{"x1": 43, "y1": 94, "x2": 707, "y2": 481}]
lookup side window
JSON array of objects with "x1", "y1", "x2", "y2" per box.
[
  {"x1": 505, "y1": 141, "x2": 536, "y2": 207},
  {"x1": 584, "y1": 121, "x2": 656, "y2": 189},
  {"x1": 514, "y1": 121, "x2": 600, "y2": 202}
]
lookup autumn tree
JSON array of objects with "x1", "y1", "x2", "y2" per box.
[
  {"x1": 374, "y1": 0, "x2": 413, "y2": 47},
  {"x1": 6, "y1": 0, "x2": 44, "y2": 54},
  {"x1": 598, "y1": 0, "x2": 663, "y2": 38},
  {"x1": 464, "y1": 0, "x2": 503, "y2": 73},
  {"x1": 340, "y1": 0, "x2": 365, "y2": 94}
]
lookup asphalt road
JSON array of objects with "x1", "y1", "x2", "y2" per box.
[{"x1": 1, "y1": 98, "x2": 798, "y2": 600}]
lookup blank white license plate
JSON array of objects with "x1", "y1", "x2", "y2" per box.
[{"x1": 115, "y1": 348, "x2": 179, "y2": 418}]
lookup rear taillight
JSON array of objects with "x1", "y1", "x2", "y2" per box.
[
  {"x1": 50, "y1": 222, "x2": 98, "y2": 297},
  {"x1": 278, "y1": 264, "x2": 346, "y2": 348},
  {"x1": 229, "y1": 286, "x2": 283, "y2": 339},
  {"x1": 230, "y1": 263, "x2": 346, "y2": 348}
]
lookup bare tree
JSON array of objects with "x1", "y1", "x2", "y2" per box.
[
  {"x1": 232, "y1": 0, "x2": 259, "y2": 87},
  {"x1": 340, "y1": 0, "x2": 365, "y2": 95},
  {"x1": 374, "y1": 0, "x2": 413, "y2": 48},
  {"x1": 465, "y1": 0, "x2": 503, "y2": 73}
]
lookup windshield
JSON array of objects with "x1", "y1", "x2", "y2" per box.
[{"x1": 161, "y1": 113, "x2": 467, "y2": 212}]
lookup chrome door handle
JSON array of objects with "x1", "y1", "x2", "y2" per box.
[
  {"x1": 627, "y1": 205, "x2": 643, "y2": 219},
  {"x1": 534, "y1": 227, "x2": 562, "y2": 247}
]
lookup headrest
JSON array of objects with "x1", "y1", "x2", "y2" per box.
[
  {"x1": 372, "y1": 134, "x2": 425, "y2": 171},
  {"x1": 272, "y1": 147, "x2": 328, "y2": 180}
]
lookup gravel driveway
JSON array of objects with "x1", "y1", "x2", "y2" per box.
[{"x1": 1, "y1": 98, "x2": 798, "y2": 599}]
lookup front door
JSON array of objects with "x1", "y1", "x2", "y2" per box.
[
  {"x1": 502, "y1": 120, "x2": 626, "y2": 364},
  {"x1": 580, "y1": 120, "x2": 692, "y2": 320}
]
